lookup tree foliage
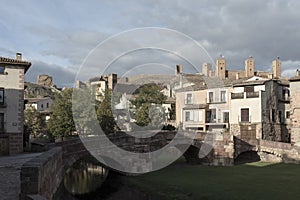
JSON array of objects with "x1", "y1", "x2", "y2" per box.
[
  {"x1": 48, "y1": 88, "x2": 76, "y2": 139},
  {"x1": 96, "y1": 89, "x2": 117, "y2": 134},
  {"x1": 24, "y1": 105, "x2": 45, "y2": 138},
  {"x1": 131, "y1": 83, "x2": 167, "y2": 128}
]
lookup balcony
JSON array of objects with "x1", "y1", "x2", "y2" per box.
[
  {"x1": 207, "y1": 98, "x2": 226, "y2": 104},
  {"x1": 231, "y1": 92, "x2": 244, "y2": 99},
  {"x1": 246, "y1": 91, "x2": 259, "y2": 98}
]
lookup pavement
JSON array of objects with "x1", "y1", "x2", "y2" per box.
[{"x1": 0, "y1": 153, "x2": 41, "y2": 200}]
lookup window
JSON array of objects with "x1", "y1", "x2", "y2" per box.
[
  {"x1": 206, "y1": 108, "x2": 216, "y2": 123},
  {"x1": 223, "y1": 112, "x2": 229, "y2": 123},
  {"x1": 47, "y1": 103, "x2": 49, "y2": 108},
  {"x1": 208, "y1": 92, "x2": 214, "y2": 103},
  {"x1": 0, "y1": 113, "x2": 4, "y2": 132},
  {"x1": 186, "y1": 93, "x2": 192, "y2": 104},
  {"x1": 241, "y1": 108, "x2": 250, "y2": 122},
  {"x1": 41, "y1": 104, "x2": 44, "y2": 109},
  {"x1": 272, "y1": 109, "x2": 276, "y2": 122},
  {"x1": 0, "y1": 66, "x2": 4, "y2": 74},
  {"x1": 279, "y1": 110, "x2": 282, "y2": 123},
  {"x1": 220, "y1": 91, "x2": 226, "y2": 102},
  {"x1": 185, "y1": 111, "x2": 192, "y2": 121},
  {"x1": 286, "y1": 111, "x2": 290, "y2": 119},
  {"x1": 0, "y1": 88, "x2": 4, "y2": 104}
]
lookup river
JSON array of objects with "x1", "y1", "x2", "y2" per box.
[{"x1": 55, "y1": 156, "x2": 154, "y2": 200}]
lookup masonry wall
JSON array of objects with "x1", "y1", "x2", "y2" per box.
[
  {"x1": 262, "y1": 81, "x2": 290, "y2": 142},
  {"x1": 290, "y1": 80, "x2": 300, "y2": 146},
  {"x1": 20, "y1": 147, "x2": 63, "y2": 200}
]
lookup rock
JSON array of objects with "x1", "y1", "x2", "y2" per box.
[{"x1": 37, "y1": 75, "x2": 53, "y2": 87}]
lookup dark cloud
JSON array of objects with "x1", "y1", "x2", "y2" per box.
[{"x1": 2, "y1": 0, "x2": 300, "y2": 86}]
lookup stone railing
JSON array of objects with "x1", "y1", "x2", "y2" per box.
[{"x1": 20, "y1": 147, "x2": 63, "y2": 200}]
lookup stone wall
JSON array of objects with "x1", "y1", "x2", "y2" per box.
[
  {"x1": 20, "y1": 147, "x2": 63, "y2": 200},
  {"x1": 290, "y1": 79, "x2": 300, "y2": 145}
]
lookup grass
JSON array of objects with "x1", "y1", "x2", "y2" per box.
[{"x1": 123, "y1": 158, "x2": 300, "y2": 200}]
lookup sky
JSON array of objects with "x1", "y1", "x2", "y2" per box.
[{"x1": 1, "y1": 0, "x2": 300, "y2": 87}]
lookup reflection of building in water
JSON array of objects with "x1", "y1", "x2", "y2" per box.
[{"x1": 64, "y1": 160, "x2": 107, "y2": 195}]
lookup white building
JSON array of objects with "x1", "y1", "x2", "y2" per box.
[{"x1": 0, "y1": 53, "x2": 31, "y2": 155}]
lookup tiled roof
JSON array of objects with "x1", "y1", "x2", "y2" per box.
[
  {"x1": 233, "y1": 79, "x2": 268, "y2": 87},
  {"x1": 0, "y1": 56, "x2": 31, "y2": 72}
]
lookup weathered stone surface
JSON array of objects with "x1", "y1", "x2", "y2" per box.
[
  {"x1": 20, "y1": 147, "x2": 63, "y2": 200},
  {"x1": 37, "y1": 74, "x2": 53, "y2": 87}
]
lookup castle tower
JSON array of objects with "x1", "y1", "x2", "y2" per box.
[
  {"x1": 245, "y1": 56, "x2": 255, "y2": 77},
  {"x1": 272, "y1": 57, "x2": 281, "y2": 78},
  {"x1": 202, "y1": 63, "x2": 212, "y2": 76},
  {"x1": 216, "y1": 55, "x2": 226, "y2": 79}
]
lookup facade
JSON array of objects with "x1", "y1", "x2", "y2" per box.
[
  {"x1": 176, "y1": 89, "x2": 207, "y2": 131},
  {"x1": 25, "y1": 97, "x2": 53, "y2": 121},
  {"x1": 0, "y1": 53, "x2": 31, "y2": 155},
  {"x1": 206, "y1": 86, "x2": 232, "y2": 131},
  {"x1": 175, "y1": 58, "x2": 290, "y2": 143},
  {"x1": 289, "y1": 71, "x2": 300, "y2": 146},
  {"x1": 230, "y1": 77, "x2": 290, "y2": 142},
  {"x1": 87, "y1": 73, "x2": 117, "y2": 101}
]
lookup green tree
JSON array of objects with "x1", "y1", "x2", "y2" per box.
[
  {"x1": 131, "y1": 83, "x2": 167, "y2": 128},
  {"x1": 24, "y1": 105, "x2": 45, "y2": 138},
  {"x1": 96, "y1": 89, "x2": 117, "y2": 134},
  {"x1": 48, "y1": 88, "x2": 76, "y2": 139}
]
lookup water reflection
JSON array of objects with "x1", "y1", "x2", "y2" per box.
[{"x1": 64, "y1": 158, "x2": 108, "y2": 195}]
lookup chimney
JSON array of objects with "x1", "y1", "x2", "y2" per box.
[
  {"x1": 16, "y1": 53, "x2": 22, "y2": 61},
  {"x1": 296, "y1": 69, "x2": 300, "y2": 76},
  {"x1": 268, "y1": 73, "x2": 273, "y2": 79}
]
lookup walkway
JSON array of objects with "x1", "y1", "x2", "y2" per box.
[{"x1": 0, "y1": 153, "x2": 41, "y2": 200}]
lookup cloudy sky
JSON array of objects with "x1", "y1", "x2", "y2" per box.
[{"x1": 1, "y1": 0, "x2": 300, "y2": 87}]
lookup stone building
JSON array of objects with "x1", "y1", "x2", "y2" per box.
[
  {"x1": 87, "y1": 73, "x2": 117, "y2": 101},
  {"x1": 289, "y1": 70, "x2": 300, "y2": 146},
  {"x1": 0, "y1": 53, "x2": 31, "y2": 155},
  {"x1": 230, "y1": 77, "x2": 290, "y2": 142}
]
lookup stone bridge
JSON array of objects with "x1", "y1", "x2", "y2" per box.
[
  {"x1": 56, "y1": 130, "x2": 234, "y2": 172},
  {"x1": 234, "y1": 136, "x2": 300, "y2": 163},
  {"x1": 21, "y1": 131, "x2": 300, "y2": 199}
]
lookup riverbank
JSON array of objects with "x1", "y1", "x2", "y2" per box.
[
  {"x1": 56, "y1": 157, "x2": 300, "y2": 200},
  {"x1": 124, "y1": 159, "x2": 300, "y2": 200}
]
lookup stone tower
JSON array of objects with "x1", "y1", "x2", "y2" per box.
[
  {"x1": 108, "y1": 73, "x2": 117, "y2": 90},
  {"x1": 202, "y1": 63, "x2": 212, "y2": 76},
  {"x1": 245, "y1": 56, "x2": 255, "y2": 77},
  {"x1": 175, "y1": 64, "x2": 183, "y2": 75},
  {"x1": 216, "y1": 55, "x2": 226, "y2": 79},
  {"x1": 272, "y1": 57, "x2": 281, "y2": 78}
]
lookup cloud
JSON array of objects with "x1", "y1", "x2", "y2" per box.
[
  {"x1": 2, "y1": 0, "x2": 300, "y2": 86},
  {"x1": 25, "y1": 60, "x2": 76, "y2": 88}
]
